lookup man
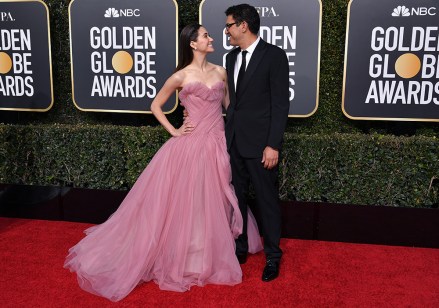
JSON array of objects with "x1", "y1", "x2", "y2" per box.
[{"x1": 224, "y1": 4, "x2": 289, "y2": 282}]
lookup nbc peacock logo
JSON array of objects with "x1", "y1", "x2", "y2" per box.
[
  {"x1": 392, "y1": 6, "x2": 410, "y2": 17},
  {"x1": 104, "y1": 8, "x2": 119, "y2": 18},
  {"x1": 103, "y1": 7, "x2": 140, "y2": 18}
]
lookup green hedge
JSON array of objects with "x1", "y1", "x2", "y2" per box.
[
  {"x1": 281, "y1": 133, "x2": 438, "y2": 207},
  {"x1": 1, "y1": 1, "x2": 438, "y2": 208},
  {"x1": 1, "y1": 125, "x2": 437, "y2": 207}
]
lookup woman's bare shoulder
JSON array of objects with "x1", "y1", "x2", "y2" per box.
[
  {"x1": 214, "y1": 65, "x2": 227, "y2": 80},
  {"x1": 166, "y1": 70, "x2": 187, "y2": 88},
  {"x1": 207, "y1": 63, "x2": 226, "y2": 77},
  {"x1": 209, "y1": 63, "x2": 225, "y2": 72}
]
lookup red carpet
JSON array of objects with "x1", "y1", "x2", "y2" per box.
[{"x1": 0, "y1": 217, "x2": 438, "y2": 307}]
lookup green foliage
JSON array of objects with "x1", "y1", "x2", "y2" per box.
[
  {"x1": 178, "y1": 0, "x2": 202, "y2": 28},
  {"x1": 1, "y1": 125, "x2": 437, "y2": 207},
  {"x1": 0, "y1": 1, "x2": 438, "y2": 208},
  {"x1": 280, "y1": 133, "x2": 439, "y2": 207},
  {"x1": 0, "y1": 124, "x2": 126, "y2": 189},
  {"x1": 121, "y1": 126, "x2": 169, "y2": 186}
]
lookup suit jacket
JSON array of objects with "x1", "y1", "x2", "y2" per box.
[{"x1": 225, "y1": 39, "x2": 290, "y2": 158}]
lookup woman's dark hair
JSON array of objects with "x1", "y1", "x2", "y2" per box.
[
  {"x1": 175, "y1": 23, "x2": 202, "y2": 72},
  {"x1": 225, "y1": 4, "x2": 260, "y2": 35}
]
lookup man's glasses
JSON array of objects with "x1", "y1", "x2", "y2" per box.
[{"x1": 225, "y1": 22, "x2": 238, "y2": 29}]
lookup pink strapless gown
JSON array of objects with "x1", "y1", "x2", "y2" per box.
[{"x1": 64, "y1": 81, "x2": 263, "y2": 302}]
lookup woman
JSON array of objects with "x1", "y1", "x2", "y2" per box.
[{"x1": 64, "y1": 24, "x2": 262, "y2": 302}]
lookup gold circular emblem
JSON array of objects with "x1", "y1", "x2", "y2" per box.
[
  {"x1": 112, "y1": 51, "x2": 133, "y2": 74},
  {"x1": 395, "y1": 53, "x2": 421, "y2": 79},
  {"x1": 0, "y1": 52, "x2": 13, "y2": 74}
]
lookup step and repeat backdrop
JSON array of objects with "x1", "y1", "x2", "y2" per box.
[
  {"x1": 69, "y1": 0, "x2": 178, "y2": 113},
  {"x1": 343, "y1": 0, "x2": 439, "y2": 122},
  {"x1": 0, "y1": 0, "x2": 437, "y2": 122},
  {"x1": 200, "y1": 0, "x2": 322, "y2": 117},
  {"x1": 0, "y1": 0, "x2": 53, "y2": 112}
]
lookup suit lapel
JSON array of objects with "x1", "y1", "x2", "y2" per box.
[
  {"x1": 227, "y1": 48, "x2": 239, "y2": 107},
  {"x1": 237, "y1": 39, "x2": 267, "y2": 98}
]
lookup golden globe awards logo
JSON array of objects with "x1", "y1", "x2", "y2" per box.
[
  {"x1": 89, "y1": 26, "x2": 157, "y2": 99},
  {"x1": 0, "y1": 28, "x2": 34, "y2": 97},
  {"x1": 69, "y1": 0, "x2": 177, "y2": 113},
  {"x1": 366, "y1": 26, "x2": 439, "y2": 106},
  {"x1": 343, "y1": 0, "x2": 439, "y2": 121},
  {"x1": 0, "y1": 0, "x2": 53, "y2": 112},
  {"x1": 200, "y1": 0, "x2": 321, "y2": 117}
]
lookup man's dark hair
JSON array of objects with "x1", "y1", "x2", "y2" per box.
[{"x1": 225, "y1": 4, "x2": 260, "y2": 35}]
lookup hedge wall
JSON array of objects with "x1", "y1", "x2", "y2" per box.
[
  {"x1": 1, "y1": 0, "x2": 438, "y2": 208},
  {"x1": 1, "y1": 125, "x2": 437, "y2": 208}
]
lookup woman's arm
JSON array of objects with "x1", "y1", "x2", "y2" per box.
[
  {"x1": 219, "y1": 66, "x2": 230, "y2": 109},
  {"x1": 150, "y1": 73, "x2": 195, "y2": 137}
]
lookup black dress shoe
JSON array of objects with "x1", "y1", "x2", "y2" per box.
[
  {"x1": 236, "y1": 253, "x2": 247, "y2": 264},
  {"x1": 262, "y1": 260, "x2": 280, "y2": 282}
]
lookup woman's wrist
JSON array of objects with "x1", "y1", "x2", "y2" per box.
[{"x1": 169, "y1": 127, "x2": 177, "y2": 137}]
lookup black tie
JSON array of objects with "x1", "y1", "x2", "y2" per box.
[{"x1": 236, "y1": 50, "x2": 248, "y2": 94}]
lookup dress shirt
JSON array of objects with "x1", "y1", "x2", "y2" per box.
[{"x1": 234, "y1": 36, "x2": 261, "y2": 91}]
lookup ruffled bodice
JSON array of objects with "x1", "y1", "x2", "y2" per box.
[{"x1": 179, "y1": 81, "x2": 225, "y2": 136}]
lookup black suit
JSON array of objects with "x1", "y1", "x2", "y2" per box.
[{"x1": 225, "y1": 39, "x2": 289, "y2": 261}]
